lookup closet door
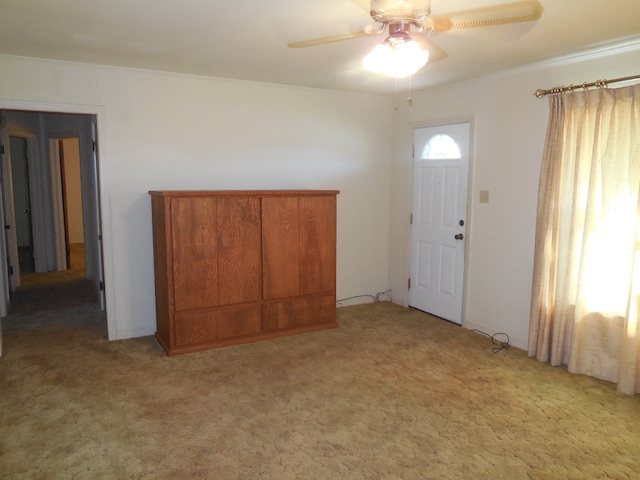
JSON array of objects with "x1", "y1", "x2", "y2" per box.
[
  {"x1": 172, "y1": 196, "x2": 219, "y2": 311},
  {"x1": 262, "y1": 195, "x2": 336, "y2": 299},
  {"x1": 172, "y1": 196, "x2": 261, "y2": 311},
  {"x1": 216, "y1": 196, "x2": 261, "y2": 305},
  {"x1": 299, "y1": 195, "x2": 336, "y2": 295},
  {"x1": 262, "y1": 196, "x2": 300, "y2": 300}
]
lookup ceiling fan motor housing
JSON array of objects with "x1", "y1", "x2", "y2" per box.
[
  {"x1": 370, "y1": 0, "x2": 431, "y2": 23},
  {"x1": 386, "y1": 23, "x2": 413, "y2": 46}
]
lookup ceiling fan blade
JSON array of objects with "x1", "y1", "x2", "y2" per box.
[
  {"x1": 287, "y1": 28, "x2": 379, "y2": 48},
  {"x1": 425, "y1": 0, "x2": 543, "y2": 32},
  {"x1": 415, "y1": 35, "x2": 448, "y2": 63},
  {"x1": 351, "y1": 0, "x2": 371, "y2": 13}
]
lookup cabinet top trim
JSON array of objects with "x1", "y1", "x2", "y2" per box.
[{"x1": 149, "y1": 190, "x2": 340, "y2": 197}]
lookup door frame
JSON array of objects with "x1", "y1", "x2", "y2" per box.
[
  {"x1": 408, "y1": 117, "x2": 475, "y2": 326},
  {"x1": 0, "y1": 99, "x2": 116, "y2": 340},
  {"x1": 48, "y1": 132, "x2": 85, "y2": 272}
]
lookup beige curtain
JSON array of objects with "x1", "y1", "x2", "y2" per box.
[{"x1": 528, "y1": 83, "x2": 640, "y2": 395}]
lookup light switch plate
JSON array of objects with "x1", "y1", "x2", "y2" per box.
[{"x1": 479, "y1": 190, "x2": 489, "y2": 203}]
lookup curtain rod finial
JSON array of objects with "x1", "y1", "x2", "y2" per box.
[{"x1": 534, "y1": 89, "x2": 545, "y2": 98}]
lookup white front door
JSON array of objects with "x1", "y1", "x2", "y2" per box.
[{"x1": 409, "y1": 122, "x2": 470, "y2": 324}]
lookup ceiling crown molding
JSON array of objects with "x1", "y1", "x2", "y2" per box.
[{"x1": 531, "y1": 36, "x2": 640, "y2": 69}]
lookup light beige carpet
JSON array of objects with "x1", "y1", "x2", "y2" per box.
[{"x1": 1, "y1": 274, "x2": 639, "y2": 479}]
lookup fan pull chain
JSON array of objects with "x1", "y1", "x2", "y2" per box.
[{"x1": 393, "y1": 76, "x2": 415, "y2": 110}]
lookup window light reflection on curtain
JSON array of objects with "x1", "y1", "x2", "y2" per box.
[{"x1": 581, "y1": 191, "x2": 638, "y2": 314}]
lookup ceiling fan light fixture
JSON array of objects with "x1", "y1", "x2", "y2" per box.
[{"x1": 363, "y1": 36, "x2": 429, "y2": 78}]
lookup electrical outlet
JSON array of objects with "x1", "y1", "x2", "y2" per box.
[{"x1": 479, "y1": 190, "x2": 489, "y2": 203}]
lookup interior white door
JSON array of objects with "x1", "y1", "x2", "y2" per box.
[{"x1": 409, "y1": 122, "x2": 470, "y2": 324}]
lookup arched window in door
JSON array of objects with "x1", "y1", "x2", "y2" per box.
[{"x1": 422, "y1": 133, "x2": 461, "y2": 160}]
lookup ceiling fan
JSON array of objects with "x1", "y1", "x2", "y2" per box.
[{"x1": 288, "y1": 0, "x2": 543, "y2": 77}]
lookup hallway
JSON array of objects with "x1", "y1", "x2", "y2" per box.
[{"x1": 3, "y1": 242, "x2": 105, "y2": 336}]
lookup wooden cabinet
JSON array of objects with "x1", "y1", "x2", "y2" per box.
[{"x1": 149, "y1": 190, "x2": 338, "y2": 355}]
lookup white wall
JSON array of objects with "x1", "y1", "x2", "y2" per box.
[
  {"x1": 0, "y1": 55, "x2": 394, "y2": 339},
  {"x1": 389, "y1": 44, "x2": 640, "y2": 349},
  {"x1": 5, "y1": 44, "x2": 636, "y2": 346}
]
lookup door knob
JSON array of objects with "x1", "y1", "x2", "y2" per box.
[{"x1": 454, "y1": 233, "x2": 464, "y2": 240}]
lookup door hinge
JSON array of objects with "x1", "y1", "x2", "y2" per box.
[
  {"x1": 92, "y1": 141, "x2": 97, "y2": 152},
  {"x1": 99, "y1": 281, "x2": 105, "y2": 291},
  {"x1": 410, "y1": 213, "x2": 413, "y2": 225},
  {"x1": 408, "y1": 278, "x2": 411, "y2": 289}
]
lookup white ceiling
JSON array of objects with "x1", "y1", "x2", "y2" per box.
[{"x1": 1, "y1": 0, "x2": 639, "y2": 96}]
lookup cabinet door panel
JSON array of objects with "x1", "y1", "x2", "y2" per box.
[
  {"x1": 263, "y1": 295, "x2": 336, "y2": 332},
  {"x1": 262, "y1": 197, "x2": 300, "y2": 300},
  {"x1": 217, "y1": 197, "x2": 261, "y2": 305},
  {"x1": 299, "y1": 196, "x2": 336, "y2": 295},
  {"x1": 172, "y1": 197, "x2": 219, "y2": 311},
  {"x1": 175, "y1": 305, "x2": 262, "y2": 346}
]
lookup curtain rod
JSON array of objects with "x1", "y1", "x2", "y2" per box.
[{"x1": 534, "y1": 74, "x2": 640, "y2": 98}]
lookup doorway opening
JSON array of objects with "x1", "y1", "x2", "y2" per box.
[
  {"x1": 0, "y1": 109, "x2": 106, "y2": 342},
  {"x1": 56, "y1": 137, "x2": 86, "y2": 274}
]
